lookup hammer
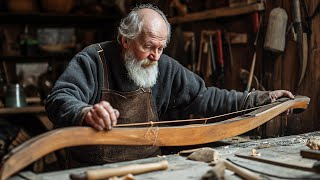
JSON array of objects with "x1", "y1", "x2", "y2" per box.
[
  {"x1": 183, "y1": 147, "x2": 262, "y2": 180},
  {"x1": 202, "y1": 159, "x2": 262, "y2": 180}
]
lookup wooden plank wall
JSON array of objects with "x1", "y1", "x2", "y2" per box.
[
  {"x1": 165, "y1": 0, "x2": 319, "y2": 137},
  {"x1": 263, "y1": 0, "x2": 320, "y2": 137}
]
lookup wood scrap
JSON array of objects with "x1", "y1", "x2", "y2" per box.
[
  {"x1": 70, "y1": 160, "x2": 168, "y2": 180},
  {"x1": 187, "y1": 147, "x2": 219, "y2": 163},
  {"x1": 235, "y1": 153, "x2": 320, "y2": 173},
  {"x1": 251, "y1": 149, "x2": 261, "y2": 156},
  {"x1": 306, "y1": 138, "x2": 320, "y2": 150},
  {"x1": 301, "y1": 149, "x2": 320, "y2": 160}
]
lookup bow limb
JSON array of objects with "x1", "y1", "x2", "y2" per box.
[{"x1": 0, "y1": 96, "x2": 310, "y2": 180}]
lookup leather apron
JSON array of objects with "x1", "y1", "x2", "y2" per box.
[{"x1": 68, "y1": 44, "x2": 161, "y2": 167}]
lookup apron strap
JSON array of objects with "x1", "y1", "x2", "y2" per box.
[{"x1": 97, "y1": 43, "x2": 109, "y2": 90}]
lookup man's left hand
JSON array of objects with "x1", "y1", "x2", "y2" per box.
[
  {"x1": 269, "y1": 90, "x2": 294, "y2": 102},
  {"x1": 269, "y1": 90, "x2": 295, "y2": 115}
]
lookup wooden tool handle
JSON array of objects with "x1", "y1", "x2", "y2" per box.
[
  {"x1": 71, "y1": 160, "x2": 169, "y2": 180},
  {"x1": 223, "y1": 159, "x2": 261, "y2": 180},
  {"x1": 301, "y1": 149, "x2": 320, "y2": 160}
]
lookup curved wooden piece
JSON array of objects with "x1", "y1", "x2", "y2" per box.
[{"x1": 0, "y1": 96, "x2": 310, "y2": 180}]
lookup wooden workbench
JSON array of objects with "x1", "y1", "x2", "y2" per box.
[{"x1": 11, "y1": 131, "x2": 320, "y2": 179}]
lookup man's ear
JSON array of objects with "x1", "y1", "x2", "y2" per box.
[{"x1": 121, "y1": 37, "x2": 129, "y2": 48}]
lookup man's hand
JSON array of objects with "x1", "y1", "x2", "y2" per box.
[
  {"x1": 84, "y1": 101, "x2": 120, "y2": 131},
  {"x1": 269, "y1": 90, "x2": 295, "y2": 102},
  {"x1": 269, "y1": 90, "x2": 295, "y2": 115}
]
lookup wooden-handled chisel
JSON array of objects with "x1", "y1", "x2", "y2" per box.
[{"x1": 70, "y1": 160, "x2": 169, "y2": 180}]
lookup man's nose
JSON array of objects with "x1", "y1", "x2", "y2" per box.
[{"x1": 149, "y1": 49, "x2": 160, "y2": 61}]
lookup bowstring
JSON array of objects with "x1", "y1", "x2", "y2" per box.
[{"x1": 115, "y1": 103, "x2": 274, "y2": 127}]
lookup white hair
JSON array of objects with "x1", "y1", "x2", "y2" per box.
[{"x1": 117, "y1": 4, "x2": 171, "y2": 45}]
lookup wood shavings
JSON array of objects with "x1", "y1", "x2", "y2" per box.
[
  {"x1": 306, "y1": 138, "x2": 320, "y2": 150},
  {"x1": 251, "y1": 149, "x2": 261, "y2": 156}
]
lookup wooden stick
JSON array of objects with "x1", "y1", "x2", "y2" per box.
[
  {"x1": 70, "y1": 160, "x2": 169, "y2": 180},
  {"x1": 246, "y1": 52, "x2": 256, "y2": 91},
  {"x1": 301, "y1": 149, "x2": 320, "y2": 161},
  {"x1": 222, "y1": 159, "x2": 262, "y2": 180},
  {"x1": 235, "y1": 154, "x2": 320, "y2": 173}
]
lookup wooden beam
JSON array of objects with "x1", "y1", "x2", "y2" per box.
[
  {"x1": 0, "y1": 106, "x2": 45, "y2": 114},
  {"x1": 301, "y1": 149, "x2": 320, "y2": 161},
  {"x1": 168, "y1": 3, "x2": 265, "y2": 24}
]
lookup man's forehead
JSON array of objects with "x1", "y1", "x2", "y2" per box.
[{"x1": 138, "y1": 31, "x2": 167, "y2": 45}]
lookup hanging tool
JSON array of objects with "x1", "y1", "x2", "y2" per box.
[
  {"x1": 197, "y1": 30, "x2": 217, "y2": 85},
  {"x1": 224, "y1": 31, "x2": 234, "y2": 72},
  {"x1": 246, "y1": 12, "x2": 262, "y2": 92},
  {"x1": 293, "y1": 0, "x2": 308, "y2": 88},
  {"x1": 183, "y1": 32, "x2": 196, "y2": 71},
  {"x1": 264, "y1": 7, "x2": 288, "y2": 53},
  {"x1": 208, "y1": 34, "x2": 217, "y2": 75},
  {"x1": 301, "y1": 0, "x2": 320, "y2": 38},
  {"x1": 196, "y1": 31, "x2": 205, "y2": 75},
  {"x1": 197, "y1": 30, "x2": 224, "y2": 87},
  {"x1": 215, "y1": 30, "x2": 225, "y2": 88}
]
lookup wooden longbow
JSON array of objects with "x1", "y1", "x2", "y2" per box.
[{"x1": 0, "y1": 96, "x2": 310, "y2": 180}]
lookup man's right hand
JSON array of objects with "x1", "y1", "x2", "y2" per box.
[{"x1": 84, "y1": 101, "x2": 120, "y2": 131}]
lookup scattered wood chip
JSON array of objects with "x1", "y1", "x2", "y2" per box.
[
  {"x1": 306, "y1": 138, "x2": 320, "y2": 150},
  {"x1": 251, "y1": 149, "x2": 261, "y2": 156}
]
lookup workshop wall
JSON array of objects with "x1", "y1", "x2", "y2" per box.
[{"x1": 161, "y1": 0, "x2": 320, "y2": 138}]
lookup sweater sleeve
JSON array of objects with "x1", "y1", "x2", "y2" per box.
[{"x1": 45, "y1": 47, "x2": 102, "y2": 128}]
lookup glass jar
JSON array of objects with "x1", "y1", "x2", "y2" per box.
[{"x1": 4, "y1": 84, "x2": 27, "y2": 108}]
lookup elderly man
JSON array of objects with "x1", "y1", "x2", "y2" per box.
[{"x1": 45, "y1": 4, "x2": 294, "y2": 167}]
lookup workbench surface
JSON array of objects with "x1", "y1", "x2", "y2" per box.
[{"x1": 11, "y1": 131, "x2": 320, "y2": 180}]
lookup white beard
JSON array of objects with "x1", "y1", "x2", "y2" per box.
[{"x1": 124, "y1": 50, "x2": 159, "y2": 88}]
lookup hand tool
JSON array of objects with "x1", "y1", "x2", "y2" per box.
[
  {"x1": 70, "y1": 160, "x2": 169, "y2": 180},
  {"x1": 264, "y1": 7, "x2": 288, "y2": 53},
  {"x1": 208, "y1": 34, "x2": 216, "y2": 75},
  {"x1": 236, "y1": 153, "x2": 320, "y2": 173},
  {"x1": 293, "y1": 0, "x2": 308, "y2": 88},
  {"x1": 246, "y1": 12, "x2": 262, "y2": 91},
  {"x1": 301, "y1": 149, "x2": 320, "y2": 161},
  {"x1": 184, "y1": 147, "x2": 262, "y2": 180},
  {"x1": 224, "y1": 32, "x2": 234, "y2": 71}
]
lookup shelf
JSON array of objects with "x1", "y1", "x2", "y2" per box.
[
  {"x1": 168, "y1": 3, "x2": 264, "y2": 24},
  {"x1": 0, "y1": 105, "x2": 53, "y2": 130},
  {"x1": 0, "y1": 12, "x2": 119, "y2": 27},
  {"x1": 0, "y1": 105, "x2": 45, "y2": 115},
  {"x1": 0, "y1": 54, "x2": 73, "y2": 63}
]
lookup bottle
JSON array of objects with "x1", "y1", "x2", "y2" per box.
[{"x1": 19, "y1": 25, "x2": 38, "y2": 56}]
